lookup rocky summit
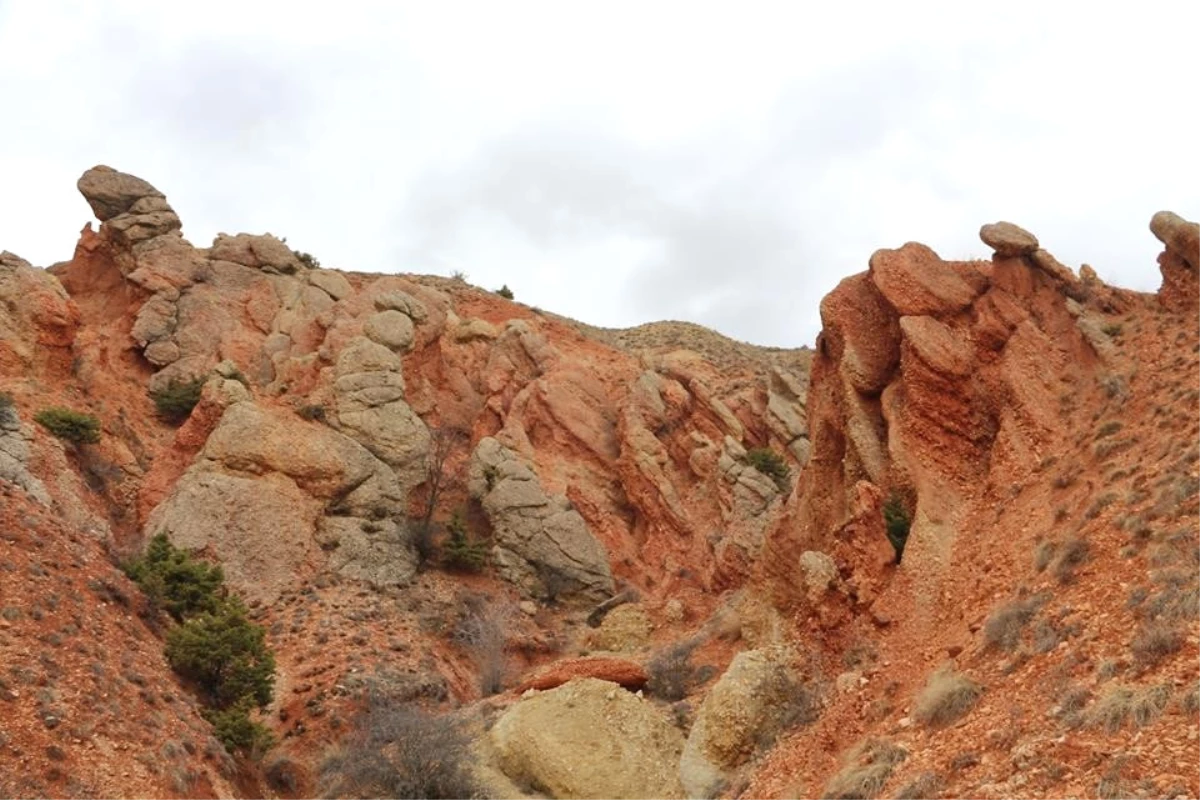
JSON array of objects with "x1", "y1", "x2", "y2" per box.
[{"x1": 0, "y1": 167, "x2": 1196, "y2": 799}]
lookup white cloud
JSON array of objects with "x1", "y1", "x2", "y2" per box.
[{"x1": 0, "y1": 0, "x2": 1196, "y2": 346}]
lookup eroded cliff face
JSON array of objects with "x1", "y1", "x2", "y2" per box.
[
  {"x1": 1, "y1": 165, "x2": 1195, "y2": 799},
  {"x1": 764, "y1": 223, "x2": 1157, "y2": 617},
  {"x1": 0, "y1": 166, "x2": 812, "y2": 797}
]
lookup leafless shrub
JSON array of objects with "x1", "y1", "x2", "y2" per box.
[
  {"x1": 319, "y1": 691, "x2": 483, "y2": 799},
  {"x1": 1095, "y1": 420, "x2": 1123, "y2": 438},
  {"x1": 913, "y1": 668, "x2": 982, "y2": 728},
  {"x1": 823, "y1": 739, "x2": 908, "y2": 800},
  {"x1": 1093, "y1": 438, "x2": 1135, "y2": 460},
  {"x1": 453, "y1": 596, "x2": 516, "y2": 696},
  {"x1": 1130, "y1": 620, "x2": 1184, "y2": 668},
  {"x1": 1095, "y1": 756, "x2": 1133, "y2": 800},
  {"x1": 1059, "y1": 685, "x2": 1091, "y2": 715}
]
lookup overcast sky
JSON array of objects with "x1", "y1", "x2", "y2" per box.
[{"x1": 1, "y1": 2, "x2": 1197, "y2": 347}]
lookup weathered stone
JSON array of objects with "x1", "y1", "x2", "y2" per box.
[
  {"x1": 202, "y1": 402, "x2": 398, "y2": 505},
  {"x1": 589, "y1": 604, "x2": 653, "y2": 653},
  {"x1": 209, "y1": 233, "x2": 302, "y2": 273},
  {"x1": 318, "y1": 517, "x2": 417, "y2": 588},
  {"x1": 146, "y1": 470, "x2": 322, "y2": 605},
  {"x1": 143, "y1": 339, "x2": 181, "y2": 366},
  {"x1": 363, "y1": 310, "x2": 415, "y2": 351},
  {"x1": 1150, "y1": 211, "x2": 1199, "y2": 270},
  {"x1": 373, "y1": 290, "x2": 427, "y2": 321},
  {"x1": 491, "y1": 678, "x2": 685, "y2": 799},
  {"x1": 454, "y1": 318, "x2": 499, "y2": 342},
  {"x1": 869, "y1": 243, "x2": 981, "y2": 317},
  {"x1": 334, "y1": 337, "x2": 429, "y2": 488},
  {"x1": 77, "y1": 165, "x2": 169, "y2": 222},
  {"x1": 469, "y1": 437, "x2": 614, "y2": 601},
  {"x1": 514, "y1": 657, "x2": 649, "y2": 693},
  {"x1": 899, "y1": 315, "x2": 973, "y2": 377},
  {"x1": 307, "y1": 269, "x2": 353, "y2": 301},
  {"x1": 131, "y1": 292, "x2": 177, "y2": 346},
  {"x1": 797, "y1": 551, "x2": 839, "y2": 604},
  {"x1": 980, "y1": 222, "x2": 1039, "y2": 257}
]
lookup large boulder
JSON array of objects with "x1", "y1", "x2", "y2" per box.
[
  {"x1": 1151, "y1": 210, "x2": 1200, "y2": 271},
  {"x1": 0, "y1": 403, "x2": 51, "y2": 505},
  {"x1": 146, "y1": 470, "x2": 322, "y2": 605},
  {"x1": 468, "y1": 437, "x2": 614, "y2": 601},
  {"x1": 979, "y1": 221, "x2": 1038, "y2": 257},
  {"x1": 679, "y1": 647, "x2": 805, "y2": 799},
  {"x1": 490, "y1": 678, "x2": 685, "y2": 799}
]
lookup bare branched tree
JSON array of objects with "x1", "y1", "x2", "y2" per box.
[{"x1": 416, "y1": 425, "x2": 468, "y2": 566}]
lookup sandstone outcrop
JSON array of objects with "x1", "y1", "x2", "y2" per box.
[
  {"x1": 468, "y1": 436, "x2": 614, "y2": 601},
  {"x1": 491, "y1": 678, "x2": 685, "y2": 799},
  {"x1": 146, "y1": 399, "x2": 412, "y2": 602}
]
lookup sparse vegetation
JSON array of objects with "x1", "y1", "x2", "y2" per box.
[
  {"x1": 150, "y1": 377, "x2": 206, "y2": 424},
  {"x1": 294, "y1": 251, "x2": 320, "y2": 270},
  {"x1": 319, "y1": 689, "x2": 482, "y2": 799},
  {"x1": 892, "y1": 772, "x2": 943, "y2": 800},
  {"x1": 123, "y1": 533, "x2": 225, "y2": 622},
  {"x1": 453, "y1": 595, "x2": 513, "y2": 696},
  {"x1": 416, "y1": 427, "x2": 468, "y2": 567},
  {"x1": 125, "y1": 534, "x2": 275, "y2": 756},
  {"x1": 1095, "y1": 420, "x2": 1123, "y2": 438},
  {"x1": 495, "y1": 284, "x2": 514, "y2": 300},
  {"x1": 745, "y1": 447, "x2": 790, "y2": 489},
  {"x1": 1033, "y1": 540, "x2": 1056, "y2": 572},
  {"x1": 823, "y1": 739, "x2": 908, "y2": 800},
  {"x1": 1086, "y1": 683, "x2": 1171, "y2": 732},
  {"x1": 983, "y1": 594, "x2": 1045, "y2": 651},
  {"x1": 441, "y1": 512, "x2": 489, "y2": 573},
  {"x1": 881, "y1": 493, "x2": 912, "y2": 564},
  {"x1": 1130, "y1": 620, "x2": 1184, "y2": 668},
  {"x1": 34, "y1": 407, "x2": 101, "y2": 444},
  {"x1": 912, "y1": 667, "x2": 982, "y2": 728},
  {"x1": 0, "y1": 391, "x2": 13, "y2": 417},
  {"x1": 1051, "y1": 536, "x2": 1090, "y2": 584}
]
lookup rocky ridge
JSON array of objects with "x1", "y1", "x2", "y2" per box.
[{"x1": 0, "y1": 166, "x2": 1195, "y2": 799}]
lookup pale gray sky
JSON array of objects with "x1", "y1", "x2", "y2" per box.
[{"x1": 1, "y1": 1, "x2": 1197, "y2": 346}]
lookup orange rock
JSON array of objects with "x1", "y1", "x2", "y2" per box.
[{"x1": 512, "y1": 657, "x2": 649, "y2": 693}]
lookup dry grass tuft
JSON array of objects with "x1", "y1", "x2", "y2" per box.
[
  {"x1": 1086, "y1": 683, "x2": 1171, "y2": 733},
  {"x1": 913, "y1": 668, "x2": 982, "y2": 728},
  {"x1": 983, "y1": 594, "x2": 1045, "y2": 651},
  {"x1": 823, "y1": 739, "x2": 908, "y2": 800},
  {"x1": 892, "y1": 772, "x2": 943, "y2": 800},
  {"x1": 1130, "y1": 620, "x2": 1185, "y2": 668},
  {"x1": 1051, "y1": 537, "x2": 1090, "y2": 584}
]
